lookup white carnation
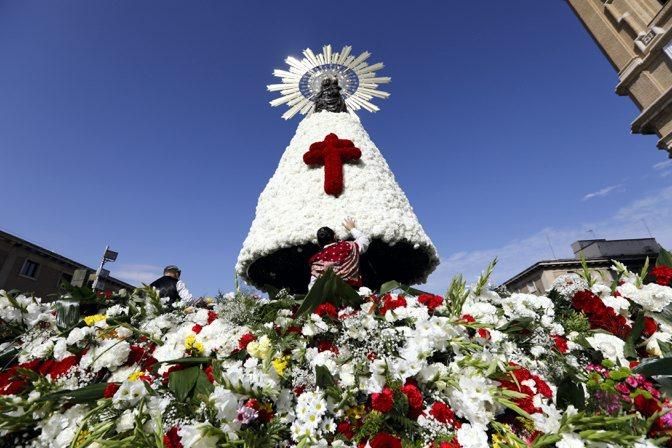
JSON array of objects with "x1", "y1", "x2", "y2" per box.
[
  {"x1": 456, "y1": 423, "x2": 489, "y2": 448},
  {"x1": 586, "y1": 333, "x2": 626, "y2": 365}
]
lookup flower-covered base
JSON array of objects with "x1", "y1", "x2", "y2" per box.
[{"x1": 2, "y1": 255, "x2": 672, "y2": 447}]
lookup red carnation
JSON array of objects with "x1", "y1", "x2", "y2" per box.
[
  {"x1": 192, "y1": 324, "x2": 203, "y2": 334},
  {"x1": 317, "y1": 340, "x2": 340, "y2": 354},
  {"x1": 103, "y1": 382, "x2": 121, "y2": 398},
  {"x1": 439, "y1": 441, "x2": 461, "y2": 448},
  {"x1": 371, "y1": 387, "x2": 395, "y2": 413},
  {"x1": 429, "y1": 402, "x2": 456, "y2": 425},
  {"x1": 369, "y1": 433, "x2": 402, "y2": 448},
  {"x1": 461, "y1": 314, "x2": 475, "y2": 323},
  {"x1": 652, "y1": 265, "x2": 672, "y2": 286},
  {"x1": 552, "y1": 335, "x2": 569, "y2": 354},
  {"x1": 204, "y1": 365, "x2": 215, "y2": 383},
  {"x1": 401, "y1": 383, "x2": 423, "y2": 417},
  {"x1": 47, "y1": 356, "x2": 79, "y2": 379},
  {"x1": 379, "y1": 294, "x2": 407, "y2": 315},
  {"x1": 238, "y1": 333, "x2": 256, "y2": 350},
  {"x1": 207, "y1": 310, "x2": 218, "y2": 324},
  {"x1": 418, "y1": 293, "x2": 444, "y2": 311},
  {"x1": 642, "y1": 317, "x2": 658, "y2": 338},
  {"x1": 314, "y1": 302, "x2": 338, "y2": 319},
  {"x1": 337, "y1": 421, "x2": 354, "y2": 440},
  {"x1": 163, "y1": 426, "x2": 183, "y2": 448}
]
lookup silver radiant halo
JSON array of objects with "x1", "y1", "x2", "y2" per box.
[{"x1": 267, "y1": 45, "x2": 391, "y2": 120}]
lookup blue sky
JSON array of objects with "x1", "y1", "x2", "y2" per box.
[{"x1": 1, "y1": 1, "x2": 671, "y2": 296}]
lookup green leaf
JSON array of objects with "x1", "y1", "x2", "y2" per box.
[
  {"x1": 556, "y1": 377, "x2": 585, "y2": 410},
  {"x1": 497, "y1": 317, "x2": 534, "y2": 334},
  {"x1": 657, "y1": 248, "x2": 672, "y2": 268},
  {"x1": 633, "y1": 357, "x2": 672, "y2": 376},
  {"x1": 38, "y1": 382, "x2": 108, "y2": 404},
  {"x1": 151, "y1": 357, "x2": 213, "y2": 374},
  {"x1": 379, "y1": 280, "x2": 428, "y2": 297},
  {"x1": 169, "y1": 366, "x2": 200, "y2": 401},
  {"x1": 625, "y1": 312, "x2": 645, "y2": 358},
  {"x1": 296, "y1": 269, "x2": 360, "y2": 317},
  {"x1": 315, "y1": 365, "x2": 336, "y2": 389},
  {"x1": 193, "y1": 369, "x2": 215, "y2": 398}
]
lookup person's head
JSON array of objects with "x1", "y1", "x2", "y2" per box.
[
  {"x1": 163, "y1": 265, "x2": 181, "y2": 279},
  {"x1": 317, "y1": 227, "x2": 336, "y2": 248}
]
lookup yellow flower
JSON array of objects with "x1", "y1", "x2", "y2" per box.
[
  {"x1": 127, "y1": 370, "x2": 146, "y2": 381},
  {"x1": 185, "y1": 335, "x2": 204, "y2": 355},
  {"x1": 345, "y1": 404, "x2": 367, "y2": 420},
  {"x1": 272, "y1": 356, "x2": 291, "y2": 377},
  {"x1": 83, "y1": 314, "x2": 106, "y2": 326},
  {"x1": 247, "y1": 335, "x2": 272, "y2": 359}
]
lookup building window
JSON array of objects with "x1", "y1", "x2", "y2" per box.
[
  {"x1": 59, "y1": 272, "x2": 73, "y2": 287},
  {"x1": 19, "y1": 259, "x2": 40, "y2": 279}
]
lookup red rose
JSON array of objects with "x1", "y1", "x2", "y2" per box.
[
  {"x1": 634, "y1": 394, "x2": 661, "y2": 417},
  {"x1": 418, "y1": 294, "x2": 444, "y2": 311},
  {"x1": 192, "y1": 324, "x2": 203, "y2": 334},
  {"x1": 238, "y1": 333, "x2": 256, "y2": 350},
  {"x1": 103, "y1": 382, "x2": 121, "y2": 398},
  {"x1": 207, "y1": 311, "x2": 218, "y2": 324},
  {"x1": 477, "y1": 328, "x2": 491, "y2": 340},
  {"x1": 552, "y1": 335, "x2": 569, "y2": 354},
  {"x1": 163, "y1": 426, "x2": 183, "y2": 448},
  {"x1": 314, "y1": 302, "x2": 338, "y2": 319},
  {"x1": 371, "y1": 387, "x2": 395, "y2": 413},
  {"x1": 401, "y1": 383, "x2": 423, "y2": 417},
  {"x1": 429, "y1": 402, "x2": 456, "y2": 425},
  {"x1": 369, "y1": 433, "x2": 402, "y2": 448},
  {"x1": 642, "y1": 317, "x2": 658, "y2": 338},
  {"x1": 337, "y1": 421, "x2": 354, "y2": 440},
  {"x1": 651, "y1": 265, "x2": 672, "y2": 286}
]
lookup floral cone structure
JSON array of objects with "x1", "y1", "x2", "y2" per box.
[{"x1": 236, "y1": 111, "x2": 439, "y2": 292}]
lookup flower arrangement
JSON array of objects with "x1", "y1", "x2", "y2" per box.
[{"x1": 1, "y1": 251, "x2": 672, "y2": 447}]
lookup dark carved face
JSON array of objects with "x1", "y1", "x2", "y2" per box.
[{"x1": 315, "y1": 77, "x2": 347, "y2": 113}]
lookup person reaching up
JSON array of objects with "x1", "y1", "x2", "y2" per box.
[{"x1": 308, "y1": 217, "x2": 370, "y2": 289}]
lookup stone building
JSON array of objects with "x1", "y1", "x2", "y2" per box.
[
  {"x1": 567, "y1": 0, "x2": 672, "y2": 156},
  {"x1": 503, "y1": 237, "x2": 661, "y2": 294},
  {"x1": 0, "y1": 230, "x2": 132, "y2": 298}
]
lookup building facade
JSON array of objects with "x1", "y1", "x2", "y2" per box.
[
  {"x1": 0, "y1": 230, "x2": 132, "y2": 298},
  {"x1": 567, "y1": 0, "x2": 672, "y2": 156},
  {"x1": 503, "y1": 238, "x2": 660, "y2": 294}
]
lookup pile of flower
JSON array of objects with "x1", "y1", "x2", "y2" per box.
[{"x1": 2, "y1": 253, "x2": 672, "y2": 447}]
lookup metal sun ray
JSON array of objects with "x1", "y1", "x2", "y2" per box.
[{"x1": 267, "y1": 45, "x2": 391, "y2": 120}]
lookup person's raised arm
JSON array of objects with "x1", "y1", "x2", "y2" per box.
[{"x1": 343, "y1": 217, "x2": 370, "y2": 254}]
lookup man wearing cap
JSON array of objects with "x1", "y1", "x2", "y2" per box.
[{"x1": 150, "y1": 265, "x2": 199, "y2": 306}]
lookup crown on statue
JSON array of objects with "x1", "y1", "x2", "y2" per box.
[{"x1": 267, "y1": 45, "x2": 391, "y2": 120}]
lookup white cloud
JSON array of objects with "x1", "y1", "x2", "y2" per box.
[
  {"x1": 653, "y1": 160, "x2": 672, "y2": 170},
  {"x1": 582, "y1": 184, "x2": 622, "y2": 201},
  {"x1": 113, "y1": 264, "x2": 162, "y2": 285},
  {"x1": 424, "y1": 186, "x2": 672, "y2": 293},
  {"x1": 653, "y1": 160, "x2": 672, "y2": 177}
]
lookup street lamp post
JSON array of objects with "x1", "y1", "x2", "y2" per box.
[{"x1": 92, "y1": 245, "x2": 118, "y2": 291}]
